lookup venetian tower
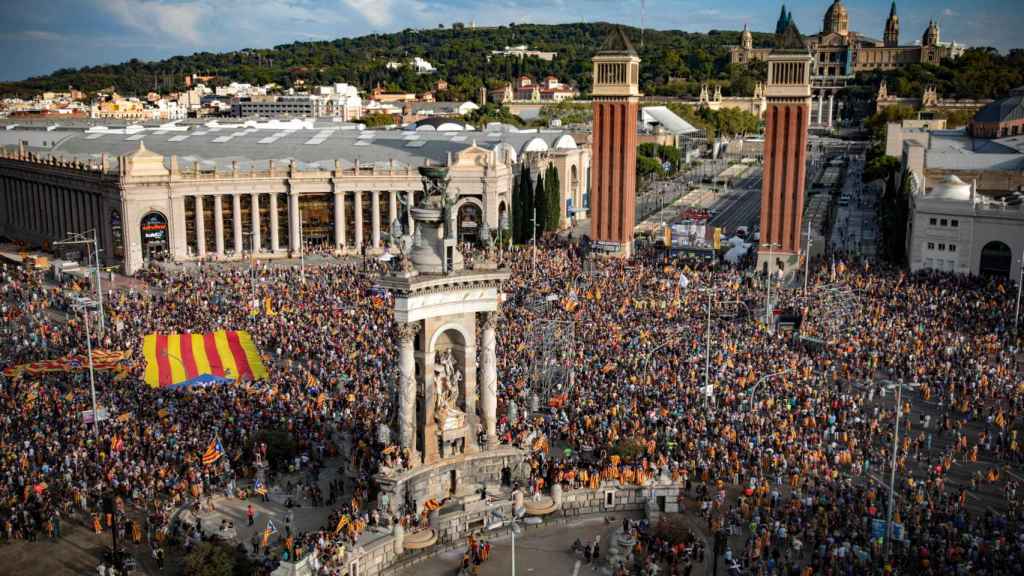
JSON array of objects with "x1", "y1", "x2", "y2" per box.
[
  {"x1": 758, "y1": 19, "x2": 813, "y2": 276},
  {"x1": 590, "y1": 27, "x2": 641, "y2": 257}
]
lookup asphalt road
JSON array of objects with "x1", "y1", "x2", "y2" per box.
[{"x1": 707, "y1": 166, "x2": 764, "y2": 235}]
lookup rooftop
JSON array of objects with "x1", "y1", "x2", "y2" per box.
[{"x1": 0, "y1": 119, "x2": 583, "y2": 172}]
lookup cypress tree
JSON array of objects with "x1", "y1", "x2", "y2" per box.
[
  {"x1": 545, "y1": 164, "x2": 562, "y2": 232},
  {"x1": 515, "y1": 165, "x2": 533, "y2": 243},
  {"x1": 533, "y1": 172, "x2": 546, "y2": 238}
]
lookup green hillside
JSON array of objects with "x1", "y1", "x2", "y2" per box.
[{"x1": 0, "y1": 22, "x2": 774, "y2": 100}]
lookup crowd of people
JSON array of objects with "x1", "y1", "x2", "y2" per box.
[{"x1": 0, "y1": 228, "x2": 1022, "y2": 574}]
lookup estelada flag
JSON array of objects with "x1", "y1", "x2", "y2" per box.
[
  {"x1": 142, "y1": 330, "x2": 268, "y2": 388},
  {"x1": 201, "y1": 437, "x2": 224, "y2": 465}
]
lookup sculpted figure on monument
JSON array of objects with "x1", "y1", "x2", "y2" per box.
[{"x1": 433, "y1": 349, "x2": 463, "y2": 424}]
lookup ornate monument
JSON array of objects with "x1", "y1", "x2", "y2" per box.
[{"x1": 375, "y1": 164, "x2": 521, "y2": 523}]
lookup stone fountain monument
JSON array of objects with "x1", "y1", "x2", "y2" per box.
[{"x1": 375, "y1": 165, "x2": 524, "y2": 538}]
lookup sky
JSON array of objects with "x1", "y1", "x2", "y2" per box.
[{"x1": 0, "y1": 0, "x2": 1020, "y2": 82}]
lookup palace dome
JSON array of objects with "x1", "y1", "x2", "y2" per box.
[
  {"x1": 929, "y1": 174, "x2": 972, "y2": 202},
  {"x1": 824, "y1": 0, "x2": 850, "y2": 36}
]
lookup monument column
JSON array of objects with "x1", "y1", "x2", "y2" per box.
[
  {"x1": 269, "y1": 192, "x2": 280, "y2": 252},
  {"x1": 334, "y1": 190, "x2": 345, "y2": 249},
  {"x1": 194, "y1": 196, "x2": 206, "y2": 258},
  {"x1": 406, "y1": 190, "x2": 415, "y2": 236},
  {"x1": 479, "y1": 312, "x2": 499, "y2": 448},
  {"x1": 389, "y1": 190, "x2": 398, "y2": 229},
  {"x1": 232, "y1": 194, "x2": 243, "y2": 255},
  {"x1": 251, "y1": 193, "x2": 261, "y2": 253},
  {"x1": 371, "y1": 189, "x2": 381, "y2": 248},
  {"x1": 288, "y1": 191, "x2": 301, "y2": 255},
  {"x1": 213, "y1": 194, "x2": 224, "y2": 256},
  {"x1": 397, "y1": 322, "x2": 421, "y2": 465},
  {"x1": 354, "y1": 191, "x2": 364, "y2": 250}
]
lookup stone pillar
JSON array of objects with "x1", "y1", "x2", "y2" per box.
[
  {"x1": 269, "y1": 192, "x2": 280, "y2": 252},
  {"x1": 397, "y1": 322, "x2": 421, "y2": 465},
  {"x1": 817, "y1": 93, "x2": 824, "y2": 125},
  {"x1": 194, "y1": 195, "x2": 206, "y2": 257},
  {"x1": 288, "y1": 191, "x2": 301, "y2": 254},
  {"x1": 389, "y1": 190, "x2": 398, "y2": 230},
  {"x1": 371, "y1": 189, "x2": 381, "y2": 249},
  {"x1": 334, "y1": 190, "x2": 345, "y2": 249},
  {"x1": 354, "y1": 191, "x2": 364, "y2": 250},
  {"x1": 479, "y1": 312, "x2": 499, "y2": 448},
  {"x1": 213, "y1": 194, "x2": 225, "y2": 256},
  {"x1": 232, "y1": 194, "x2": 243, "y2": 255},
  {"x1": 171, "y1": 195, "x2": 187, "y2": 260},
  {"x1": 406, "y1": 190, "x2": 415, "y2": 237},
  {"x1": 251, "y1": 193, "x2": 261, "y2": 253},
  {"x1": 827, "y1": 93, "x2": 834, "y2": 127}
]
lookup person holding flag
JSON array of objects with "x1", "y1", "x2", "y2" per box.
[
  {"x1": 202, "y1": 437, "x2": 224, "y2": 466},
  {"x1": 262, "y1": 519, "x2": 277, "y2": 549}
]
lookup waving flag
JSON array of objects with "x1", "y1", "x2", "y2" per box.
[
  {"x1": 262, "y1": 519, "x2": 277, "y2": 547},
  {"x1": 3, "y1": 350, "x2": 126, "y2": 379},
  {"x1": 201, "y1": 437, "x2": 224, "y2": 465},
  {"x1": 142, "y1": 330, "x2": 268, "y2": 388}
]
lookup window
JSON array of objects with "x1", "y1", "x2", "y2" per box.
[
  {"x1": 929, "y1": 218, "x2": 937, "y2": 225},
  {"x1": 940, "y1": 219, "x2": 948, "y2": 226},
  {"x1": 951, "y1": 220, "x2": 959, "y2": 227},
  {"x1": 927, "y1": 242, "x2": 935, "y2": 250},
  {"x1": 949, "y1": 244, "x2": 956, "y2": 252}
]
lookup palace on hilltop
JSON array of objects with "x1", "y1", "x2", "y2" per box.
[{"x1": 731, "y1": 1, "x2": 964, "y2": 127}]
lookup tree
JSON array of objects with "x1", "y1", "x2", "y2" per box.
[
  {"x1": 533, "y1": 171, "x2": 546, "y2": 236},
  {"x1": 360, "y1": 114, "x2": 396, "y2": 128},
  {"x1": 864, "y1": 105, "x2": 916, "y2": 141},
  {"x1": 184, "y1": 541, "x2": 236, "y2": 576},
  {"x1": 513, "y1": 165, "x2": 533, "y2": 244},
  {"x1": 544, "y1": 164, "x2": 562, "y2": 231},
  {"x1": 253, "y1": 429, "x2": 297, "y2": 471},
  {"x1": 464, "y1": 103, "x2": 523, "y2": 128}
]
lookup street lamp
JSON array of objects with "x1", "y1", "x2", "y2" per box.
[
  {"x1": 1015, "y1": 253, "x2": 1023, "y2": 332},
  {"x1": 69, "y1": 296, "x2": 100, "y2": 441},
  {"x1": 883, "y1": 376, "x2": 911, "y2": 563},
  {"x1": 760, "y1": 242, "x2": 782, "y2": 333},
  {"x1": 744, "y1": 369, "x2": 795, "y2": 410},
  {"x1": 55, "y1": 230, "x2": 105, "y2": 335}
]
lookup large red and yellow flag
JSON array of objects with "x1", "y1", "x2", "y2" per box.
[{"x1": 142, "y1": 330, "x2": 268, "y2": 388}]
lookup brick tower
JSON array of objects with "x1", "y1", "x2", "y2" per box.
[
  {"x1": 758, "y1": 20, "x2": 813, "y2": 276},
  {"x1": 590, "y1": 28, "x2": 641, "y2": 257}
]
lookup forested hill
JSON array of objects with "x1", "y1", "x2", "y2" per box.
[
  {"x1": 4, "y1": 22, "x2": 1020, "y2": 102},
  {"x1": 0, "y1": 22, "x2": 776, "y2": 100}
]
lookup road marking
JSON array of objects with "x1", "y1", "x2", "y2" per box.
[{"x1": 571, "y1": 560, "x2": 581, "y2": 576}]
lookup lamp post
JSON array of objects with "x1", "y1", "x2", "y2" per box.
[
  {"x1": 55, "y1": 230, "x2": 105, "y2": 335},
  {"x1": 70, "y1": 296, "x2": 100, "y2": 441},
  {"x1": 803, "y1": 221, "x2": 813, "y2": 297},
  {"x1": 1015, "y1": 253, "x2": 1023, "y2": 332},
  {"x1": 745, "y1": 369, "x2": 795, "y2": 411},
  {"x1": 760, "y1": 242, "x2": 782, "y2": 333},
  {"x1": 885, "y1": 377, "x2": 908, "y2": 563}
]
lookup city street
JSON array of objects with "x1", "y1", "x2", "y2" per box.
[{"x1": 830, "y1": 155, "x2": 881, "y2": 258}]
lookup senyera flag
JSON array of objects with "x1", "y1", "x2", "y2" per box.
[{"x1": 142, "y1": 330, "x2": 268, "y2": 389}]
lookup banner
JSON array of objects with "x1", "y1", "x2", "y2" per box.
[
  {"x1": 3, "y1": 350, "x2": 126, "y2": 379},
  {"x1": 143, "y1": 330, "x2": 268, "y2": 388}
]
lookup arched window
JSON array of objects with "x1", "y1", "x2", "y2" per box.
[{"x1": 979, "y1": 241, "x2": 1012, "y2": 278}]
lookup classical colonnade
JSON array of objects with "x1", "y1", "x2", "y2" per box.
[
  {"x1": 0, "y1": 171, "x2": 117, "y2": 264},
  {"x1": 178, "y1": 188, "x2": 419, "y2": 258},
  {"x1": 814, "y1": 91, "x2": 836, "y2": 127}
]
